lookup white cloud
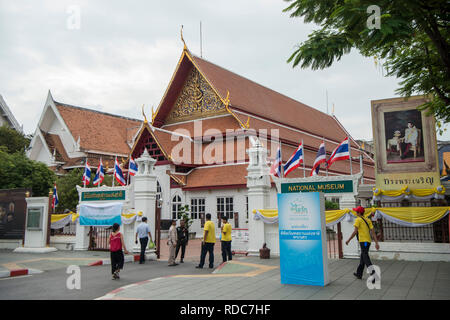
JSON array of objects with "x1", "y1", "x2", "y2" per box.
[{"x1": 0, "y1": 0, "x2": 448, "y2": 142}]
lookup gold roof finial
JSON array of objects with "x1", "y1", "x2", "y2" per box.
[
  {"x1": 142, "y1": 104, "x2": 148, "y2": 123},
  {"x1": 181, "y1": 25, "x2": 187, "y2": 50},
  {"x1": 224, "y1": 90, "x2": 250, "y2": 130},
  {"x1": 151, "y1": 105, "x2": 156, "y2": 123}
]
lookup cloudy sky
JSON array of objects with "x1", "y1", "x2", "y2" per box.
[{"x1": 1, "y1": 0, "x2": 448, "y2": 140}]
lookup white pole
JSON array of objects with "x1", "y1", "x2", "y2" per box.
[
  {"x1": 83, "y1": 158, "x2": 87, "y2": 188},
  {"x1": 349, "y1": 139, "x2": 353, "y2": 176},
  {"x1": 360, "y1": 152, "x2": 364, "y2": 184},
  {"x1": 324, "y1": 139, "x2": 328, "y2": 177},
  {"x1": 127, "y1": 154, "x2": 131, "y2": 186},
  {"x1": 302, "y1": 139, "x2": 305, "y2": 178},
  {"x1": 112, "y1": 156, "x2": 116, "y2": 187}
]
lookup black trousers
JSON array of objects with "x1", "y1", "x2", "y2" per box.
[
  {"x1": 139, "y1": 237, "x2": 148, "y2": 263},
  {"x1": 356, "y1": 242, "x2": 373, "y2": 277},
  {"x1": 175, "y1": 241, "x2": 187, "y2": 261},
  {"x1": 221, "y1": 241, "x2": 232, "y2": 263},
  {"x1": 110, "y1": 250, "x2": 124, "y2": 274},
  {"x1": 199, "y1": 242, "x2": 214, "y2": 268}
]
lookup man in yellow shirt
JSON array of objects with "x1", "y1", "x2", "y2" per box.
[
  {"x1": 196, "y1": 213, "x2": 216, "y2": 269},
  {"x1": 345, "y1": 206, "x2": 380, "y2": 279},
  {"x1": 221, "y1": 216, "x2": 232, "y2": 263}
]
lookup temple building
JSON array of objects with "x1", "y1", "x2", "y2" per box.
[
  {"x1": 28, "y1": 45, "x2": 375, "y2": 236},
  {"x1": 0, "y1": 94, "x2": 22, "y2": 132},
  {"x1": 27, "y1": 91, "x2": 141, "y2": 175}
]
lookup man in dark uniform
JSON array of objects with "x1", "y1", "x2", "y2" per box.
[{"x1": 175, "y1": 219, "x2": 189, "y2": 263}]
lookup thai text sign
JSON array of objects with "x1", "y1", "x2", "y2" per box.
[
  {"x1": 79, "y1": 203, "x2": 122, "y2": 226},
  {"x1": 278, "y1": 192, "x2": 329, "y2": 286},
  {"x1": 81, "y1": 190, "x2": 125, "y2": 202},
  {"x1": 281, "y1": 180, "x2": 353, "y2": 194}
]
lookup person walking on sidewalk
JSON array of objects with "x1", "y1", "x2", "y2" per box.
[
  {"x1": 221, "y1": 216, "x2": 232, "y2": 263},
  {"x1": 196, "y1": 213, "x2": 216, "y2": 269},
  {"x1": 108, "y1": 223, "x2": 129, "y2": 280},
  {"x1": 175, "y1": 219, "x2": 189, "y2": 263},
  {"x1": 168, "y1": 220, "x2": 178, "y2": 266},
  {"x1": 135, "y1": 217, "x2": 153, "y2": 264},
  {"x1": 345, "y1": 206, "x2": 380, "y2": 279}
]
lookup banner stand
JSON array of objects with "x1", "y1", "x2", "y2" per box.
[{"x1": 278, "y1": 192, "x2": 329, "y2": 286}]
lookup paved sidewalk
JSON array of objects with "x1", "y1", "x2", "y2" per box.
[
  {"x1": 0, "y1": 249, "x2": 111, "y2": 272},
  {"x1": 97, "y1": 256, "x2": 450, "y2": 300}
]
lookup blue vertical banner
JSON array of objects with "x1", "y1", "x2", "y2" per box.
[{"x1": 278, "y1": 192, "x2": 329, "y2": 286}]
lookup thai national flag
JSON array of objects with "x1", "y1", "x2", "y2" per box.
[
  {"x1": 82, "y1": 160, "x2": 91, "y2": 185},
  {"x1": 93, "y1": 158, "x2": 105, "y2": 186},
  {"x1": 283, "y1": 143, "x2": 304, "y2": 177},
  {"x1": 129, "y1": 157, "x2": 138, "y2": 176},
  {"x1": 270, "y1": 146, "x2": 282, "y2": 178},
  {"x1": 52, "y1": 183, "x2": 58, "y2": 209},
  {"x1": 310, "y1": 142, "x2": 327, "y2": 176},
  {"x1": 114, "y1": 158, "x2": 126, "y2": 186},
  {"x1": 327, "y1": 137, "x2": 350, "y2": 168}
]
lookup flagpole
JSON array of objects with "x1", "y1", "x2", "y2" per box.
[
  {"x1": 302, "y1": 139, "x2": 305, "y2": 178},
  {"x1": 83, "y1": 158, "x2": 87, "y2": 188},
  {"x1": 112, "y1": 156, "x2": 116, "y2": 187},
  {"x1": 280, "y1": 142, "x2": 284, "y2": 179},
  {"x1": 324, "y1": 138, "x2": 328, "y2": 177},
  {"x1": 127, "y1": 155, "x2": 131, "y2": 186},
  {"x1": 99, "y1": 158, "x2": 102, "y2": 188},
  {"x1": 360, "y1": 148, "x2": 364, "y2": 184},
  {"x1": 349, "y1": 138, "x2": 353, "y2": 176}
]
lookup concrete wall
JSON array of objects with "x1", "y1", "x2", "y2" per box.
[
  {"x1": 0, "y1": 239, "x2": 22, "y2": 249},
  {"x1": 50, "y1": 235, "x2": 76, "y2": 250}
]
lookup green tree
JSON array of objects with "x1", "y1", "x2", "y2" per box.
[
  {"x1": 0, "y1": 148, "x2": 55, "y2": 196},
  {"x1": 284, "y1": 0, "x2": 450, "y2": 124},
  {"x1": 0, "y1": 125, "x2": 30, "y2": 154},
  {"x1": 325, "y1": 200, "x2": 339, "y2": 210}
]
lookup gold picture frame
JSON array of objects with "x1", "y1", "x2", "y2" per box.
[{"x1": 371, "y1": 96, "x2": 438, "y2": 174}]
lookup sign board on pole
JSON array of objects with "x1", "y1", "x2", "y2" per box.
[{"x1": 278, "y1": 192, "x2": 329, "y2": 286}]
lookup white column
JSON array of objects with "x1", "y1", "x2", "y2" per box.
[
  {"x1": 246, "y1": 137, "x2": 271, "y2": 256},
  {"x1": 74, "y1": 221, "x2": 90, "y2": 251},
  {"x1": 340, "y1": 195, "x2": 359, "y2": 258},
  {"x1": 14, "y1": 196, "x2": 57, "y2": 253},
  {"x1": 133, "y1": 149, "x2": 157, "y2": 260}
]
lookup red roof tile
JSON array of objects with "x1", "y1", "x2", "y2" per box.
[{"x1": 55, "y1": 102, "x2": 141, "y2": 155}]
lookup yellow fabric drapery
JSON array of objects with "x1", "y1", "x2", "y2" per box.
[
  {"x1": 253, "y1": 207, "x2": 450, "y2": 227},
  {"x1": 324, "y1": 208, "x2": 373, "y2": 225},
  {"x1": 252, "y1": 209, "x2": 278, "y2": 218},
  {"x1": 373, "y1": 185, "x2": 445, "y2": 199},
  {"x1": 374, "y1": 206, "x2": 449, "y2": 225},
  {"x1": 51, "y1": 213, "x2": 72, "y2": 224}
]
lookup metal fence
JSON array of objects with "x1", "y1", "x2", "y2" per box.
[
  {"x1": 51, "y1": 221, "x2": 77, "y2": 236},
  {"x1": 375, "y1": 200, "x2": 449, "y2": 243},
  {"x1": 326, "y1": 222, "x2": 343, "y2": 259},
  {"x1": 88, "y1": 226, "x2": 112, "y2": 251},
  {"x1": 374, "y1": 216, "x2": 449, "y2": 243}
]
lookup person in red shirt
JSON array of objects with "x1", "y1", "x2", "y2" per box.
[{"x1": 108, "y1": 223, "x2": 129, "y2": 280}]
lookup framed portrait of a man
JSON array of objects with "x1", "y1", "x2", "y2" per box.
[
  {"x1": 384, "y1": 109, "x2": 424, "y2": 163},
  {"x1": 371, "y1": 96, "x2": 440, "y2": 190}
]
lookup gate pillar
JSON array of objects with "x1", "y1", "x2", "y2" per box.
[
  {"x1": 246, "y1": 137, "x2": 271, "y2": 256},
  {"x1": 133, "y1": 149, "x2": 157, "y2": 260}
]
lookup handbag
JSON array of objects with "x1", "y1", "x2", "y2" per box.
[{"x1": 148, "y1": 240, "x2": 155, "y2": 249}]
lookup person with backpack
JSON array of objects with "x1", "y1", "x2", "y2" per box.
[
  {"x1": 345, "y1": 206, "x2": 380, "y2": 279},
  {"x1": 108, "y1": 223, "x2": 129, "y2": 280}
]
